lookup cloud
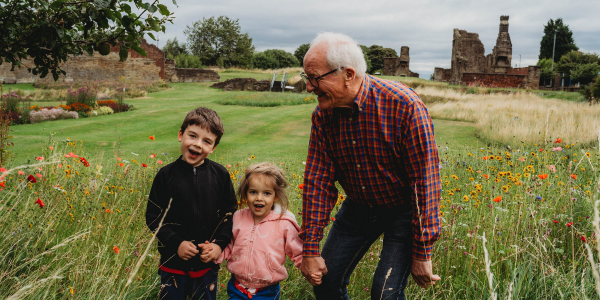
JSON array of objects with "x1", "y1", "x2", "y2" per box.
[{"x1": 151, "y1": 0, "x2": 600, "y2": 78}]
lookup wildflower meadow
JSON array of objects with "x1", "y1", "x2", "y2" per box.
[{"x1": 1, "y1": 76, "x2": 600, "y2": 299}]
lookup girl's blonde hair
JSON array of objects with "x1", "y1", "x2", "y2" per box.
[{"x1": 237, "y1": 162, "x2": 289, "y2": 214}]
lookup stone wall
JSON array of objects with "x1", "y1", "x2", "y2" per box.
[
  {"x1": 1, "y1": 39, "x2": 166, "y2": 83},
  {"x1": 383, "y1": 46, "x2": 419, "y2": 77},
  {"x1": 433, "y1": 67, "x2": 452, "y2": 82},
  {"x1": 449, "y1": 29, "x2": 488, "y2": 84},
  {"x1": 506, "y1": 67, "x2": 529, "y2": 75},
  {"x1": 163, "y1": 59, "x2": 220, "y2": 83},
  {"x1": 461, "y1": 73, "x2": 526, "y2": 88},
  {"x1": 525, "y1": 66, "x2": 541, "y2": 89},
  {"x1": 211, "y1": 78, "x2": 303, "y2": 92}
]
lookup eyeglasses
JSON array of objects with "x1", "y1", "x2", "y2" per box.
[{"x1": 299, "y1": 68, "x2": 343, "y2": 88}]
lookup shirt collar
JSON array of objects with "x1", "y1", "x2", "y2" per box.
[{"x1": 332, "y1": 75, "x2": 370, "y2": 119}]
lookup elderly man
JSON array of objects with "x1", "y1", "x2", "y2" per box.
[{"x1": 298, "y1": 32, "x2": 442, "y2": 299}]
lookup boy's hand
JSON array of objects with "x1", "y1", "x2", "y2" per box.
[
  {"x1": 198, "y1": 241, "x2": 222, "y2": 263},
  {"x1": 310, "y1": 272, "x2": 323, "y2": 285},
  {"x1": 177, "y1": 241, "x2": 199, "y2": 260}
]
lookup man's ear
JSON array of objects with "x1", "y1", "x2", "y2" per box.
[{"x1": 344, "y1": 67, "x2": 357, "y2": 86}]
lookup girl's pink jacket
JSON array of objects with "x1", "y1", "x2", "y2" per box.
[{"x1": 215, "y1": 205, "x2": 303, "y2": 289}]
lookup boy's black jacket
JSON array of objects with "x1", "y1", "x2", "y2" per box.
[{"x1": 145, "y1": 156, "x2": 237, "y2": 271}]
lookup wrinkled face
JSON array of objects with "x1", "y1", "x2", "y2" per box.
[
  {"x1": 178, "y1": 124, "x2": 217, "y2": 167},
  {"x1": 303, "y1": 44, "x2": 348, "y2": 110},
  {"x1": 246, "y1": 175, "x2": 277, "y2": 225}
]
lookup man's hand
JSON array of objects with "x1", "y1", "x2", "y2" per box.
[
  {"x1": 198, "y1": 241, "x2": 222, "y2": 263},
  {"x1": 301, "y1": 256, "x2": 328, "y2": 286},
  {"x1": 177, "y1": 241, "x2": 199, "y2": 260},
  {"x1": 411, "y1": 259, "x2": 441, "y2": 288}
]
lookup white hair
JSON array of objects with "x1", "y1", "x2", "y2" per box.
[{"x1": 309, "y1": 32, "x2": 367, "y2": 78}]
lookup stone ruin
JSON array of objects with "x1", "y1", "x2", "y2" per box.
[
  {"x1": 433, "y1": 16, "x2": 541, "y2": 89},
  {"x1": 0, "y1": 39, "x2": 219, "y2": 84},
  {"x1": 383, "y1": 46, "x2": 419, "y2": 78}
]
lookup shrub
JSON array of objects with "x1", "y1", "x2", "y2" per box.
[
  {"x1": 29, "y1": 108, "x2": 78, "y2": 123},
  {"x1": 65, "y1": 86, "x2": 97, "y2": 107},
  {"x1": 252, "y1": 49, "x2": 300, "y2": 70},
  {"x1": 93, "y1": 106, "x2": 114, "y2": 116},
  {"x1": 69, "y1": 103, "x2": 89, "y2": 113},
  {"x1": 97, "y1": 100, "x2": 119, "y2": 111}
]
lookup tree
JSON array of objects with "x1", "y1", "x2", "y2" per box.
[
  {"x1": 359, "y1": 45, "x2": 372, "y2": 74},
  {"x1": 556, "y1": 51, "x2": 600, "y2": 78},
  {"x1": 0, "y1": 0, "x2": 175, "y2": 80},
  {"x1": 163, "y1": 37, "x2": 188, "y2": 57},
  {"x1": 571, "y1": 63, "x2": 600, "y2": 85},
  {"x1": 537, "y1": 58, "x2": 555, "y2": 81},
  {"x1": 252, "y1": 49, "x2": 299, "y2": 70},
  {"x1": 538, "y1": 18, "x2": 578, "y2": 62},
  {"x1": 252, "y1": 52, "x2": 279, "y2": 70},
  {"x1": 184, "y1": 16, "x2": 254, "y2": 68},
  {"x1": 294, "y1": 43, "x2": 310, "y2": 67},
  {"x1": 367, "y1": 45, "x2": 397, "y2": 73}
]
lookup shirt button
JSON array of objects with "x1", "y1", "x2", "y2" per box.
[
  {"x1": 362, "y1": 186, "x2": 365, "y2": 190},
  {"x1": 357, "y1": 164, "x2": 361, "y2": 168},
  {"x1": 359, "y1": 108, "x2": 362, "y2": 112},
  {"x1": 349, "y1": 117, "x2": 353, "y2": 121},
  {"x1": 352, "y1": 141, "x2": 356, "y2": 145}
]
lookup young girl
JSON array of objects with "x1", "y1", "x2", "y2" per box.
[{"x1": 200, "y1": 162, "x2": 321, "y2": 299}]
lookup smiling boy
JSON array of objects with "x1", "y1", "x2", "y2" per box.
[{"x1": 146, "y1": 107, "x2": 237, "y2": 300}]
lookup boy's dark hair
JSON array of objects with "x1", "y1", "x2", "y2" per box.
[{"x1": 180, "y1": 107, "x2": 224, "y2": 146}]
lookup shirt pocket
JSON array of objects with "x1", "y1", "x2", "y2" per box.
[{"x1": 247, "y1": 249, "x2": 279, "y2": 284}]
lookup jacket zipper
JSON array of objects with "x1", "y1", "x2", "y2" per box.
[{"x1": 192, "y1": 166, "x2": 197, "y2": 269}]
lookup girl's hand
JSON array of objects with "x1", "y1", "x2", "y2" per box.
[
  {"x1": 310, "y1": 272, "x2": 323, "y2": 285},
  {"x1": 198, "y1": 241, "x2": 222, "y2": 263}
]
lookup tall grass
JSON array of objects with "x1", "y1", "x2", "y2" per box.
[
  {"x1": 1, "y1": 134, "x2": 598, "y2": 299},
  {"x1": 215, "y1": 92, "x2": 316, "y2": 107},
  {"x1": 418, "y1": 86, "x2": 600, "y2": 145}
]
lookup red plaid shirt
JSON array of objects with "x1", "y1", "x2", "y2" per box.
[{"x1": 299, "y1": 75, "x2": 441, "y2": 261}]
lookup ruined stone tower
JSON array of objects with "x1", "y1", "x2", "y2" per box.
[
  {"x1": 382, "y1": 46, "x2": 419, "y2": 77},
  {"x1": 487, "y1": 16, "x2": 512, "y2": 73}
]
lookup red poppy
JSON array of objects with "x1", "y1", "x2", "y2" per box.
[
  {"x1": 158, "y1": 160, "x2": 163, "y2": 165},
  {"x1": 581, "y1": 236, "x2": 587, "y2": 243},
  {"x1": 0, "y1": 182, "x2": 5, "y2": 188},
  {"x1": 483, "y1": 174, "x2": 489, "y2": 179},
  {"x1": 35, "y1": 198, "x2": 45, "y2": 208},
  {"x1": 539, "y1": 148, "x2": 544, "y2": 152},
  {"x1": 493, "y1": 196, "x2": 502, "y2": 203},
  {"x1": 150, "y1": 154, "x2": 156, "y2": 158},
  {"x1": 537, "y1": 174, "x2": 548, "y2": 180},
  {"x1": 0, "y1": 167, "x2": 7, "y2": 173},
  {"x1": 149, "y1": 136, "x2": 155, "y2": 141},
  {"x1": 119, "y1": 163, "x2": 124, "y2": 167},
  {"x1": 142, "y1": 163, "x2": 148, "y2": 168},
  {"x1": 566, "y1": 222, "x2": 573, "y2": 227},
  {"x1": 482, "y1": 156, "x2": 489, "y2": 160},
  {"x1": 554, "y1": 138, "x2": 562, "y2": 143},
  {"x1": 298, "y1": 183, "x2": 304, "y2": 190},
  {"x1": 36, "y1": 173, "x2": 42, "y2": 178},
  {"x1": 331, "y1": 217, "x2": 336, "y2": 222},
  {"x1": 570, "y1": 174, "x2": 577, "y2": 180},
  {"x1": 113, "y1": 246, "x2": 120, "y2": 254},
  {"x1": 552, "y1": 220, "x2": 559, "y2": 224},
  {"x1": 79, "y1": 157, "x2": 90, "y2": 167},
  {"x1": 27, "y1": 174, "x2": 37, "y2": 183}
]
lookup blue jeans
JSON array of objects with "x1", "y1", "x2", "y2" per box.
[
  {"x1": 226, "y1": 275, "x2": 281, "y2": 299},
  {"x1": 314, "y1": 200, "x2": 413, "y2": 300},
  {"x1": 158, "y1": 268, "x2": 218, "y2": 300}
]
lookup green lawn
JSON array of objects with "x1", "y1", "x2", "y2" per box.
[{"x1": 8, "y1": 78, "x2": 477, "y2": 166}]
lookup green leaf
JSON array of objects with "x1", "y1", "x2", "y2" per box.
[
  {"x1": 94, "y1": 0, "x2": 110, "y2": 9},
  {"x1": 131, "y1": 44, "x2": 147, "y2": 57},
  {"x1": 157, "y1": 4, "x2": 169, "y2": 16},
  {"x1": 119, "y1": 47, "x2": 129, "y2": 61},
  {"x1": 147, "y1": 5, "x2": 158, "y2": 13},
  {"x1": 50, "y1": 0, "x2": 65, "y2": 10},
  {"x1": 120, "y1": 3, "x2": 131, "y2": 14},
  {"x1": 56, "y1": 28, "x2": 64, "y2": 39},
  {"x1": 147, "y1": 32, "x2": 156, "y2": 41},
  {"x1": 554, "y1": 248, "x2": 564, "y2": 254},
  {"x1": 172, "y1": 0, "x2": 178, "y2": 6},
  {"x1": 122, "y1": 15, "x2": 131, "y2": 28},
  {"x1": 146, "y1": 18, "x2": 160, "y2": 31}
]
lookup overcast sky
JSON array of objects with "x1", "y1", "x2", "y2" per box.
[{"x1": 148, "y1": 0, "x2": 600, "y2": 79}]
